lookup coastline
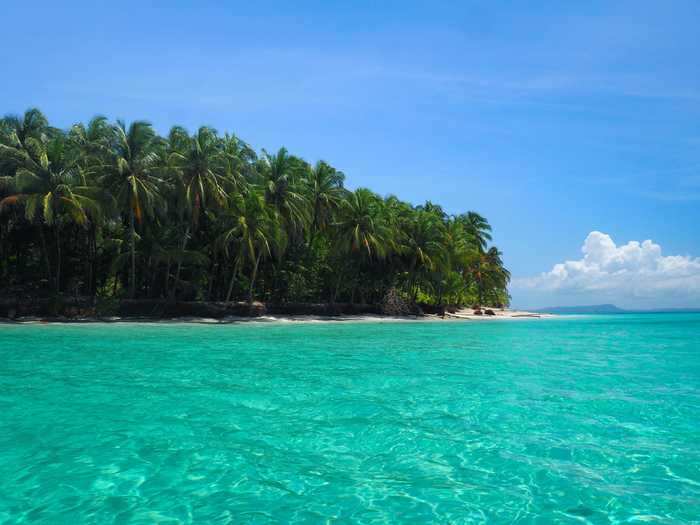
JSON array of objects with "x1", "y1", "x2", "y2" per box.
[{"x1": 0, "y1": 308, "x2": 554, "y2": 325}]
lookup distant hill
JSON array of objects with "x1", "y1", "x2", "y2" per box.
[
  {"x1": 534, "y1": 304, "x2": 626, "y2": 314},
  {"x1": 533, "y1": 304, "x2": 700, "y2": 314}
]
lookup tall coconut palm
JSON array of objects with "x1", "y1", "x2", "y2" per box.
[
  {"x1": 332, "y1": 188, "x2": 391, "y2": 302},
  {"x1": 260, "y1": 147, "x2": 308, "y2": 236},
  {"x1": 219, "y1": 189, "x2": 284, "y2": 303},
  {"x1": 168, "y1": 126, "x2": 227, "y2": 226},
  {"x1": 166, "y1": 126, "x2": 227, "y2": 299},
  {"x1": 432, "y1": 218, "x2": 475, "y2": 305},
  {"x1": 401, "y1": 208, "x2": 445, "y2": 300},
  {"x1": 335, "y1": 188, "x2": 391, "y2": 260},
  {"x1": 0, "y1": 132, "x2": 100, "y2": 291},
  {"x1": 467, "y1": 245, "x2": 510, "y2": 306},
  {"x1": 1, "y1": 109, "x2": 53, "y2": 288},
  {"x1": 483, "y1": 246, "x2": 511, "y2": 305},
  {"x1": 459, "y1": 211, "x2": 492, "y2": 252},
  {"x1": 67, "y1": 116, "x2": 116, "y2": 294},
  {"x1": 305, "y1": 160, "x2": 346, "y2": 247},
  {"x1": 221, "y1": 132, "x2": 255, "y2": 192},
  {"x1": 0, "y1": 108, "x2": 51, "y2": 149},
  {"x1": 101, "y1": 120, "x2": 163, "y2": 298},
  {"x1": 68, "y1": 116, "x2": 112, "y2": 169}
]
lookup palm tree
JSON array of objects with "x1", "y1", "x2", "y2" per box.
[
  {"x1": 68, "y1": 116, "x2": 112, "y2": 163},
  {"x1": 101, "y1": 120, "x2": 163, "y2": 298},
  {"x1": 401, "y1": 208, "x2": 445, "y2": 301},
  {"x1": 0, "y1": 108, "x2": 51, "y2": 149},
  {"x1": 166, "y1": 126, "x2": 227, "y2": 299},
  {"x1": 219, "y1": 189, "x2": 284, "y2": 303},
  {"x1": 260, "y1": 147, "x2": 308, "y2": 236},
  {"x1": 483, "y1": 246, "x2": 511, "y2": 306},
  {"x1": 68, "y1": 116, "x2": 115, "y2": 294},
  {"x1": 305, "y1": 160, "x2": 346, "y2": 247},
  {"x1": 433, "y1": 218, "x2": 474, "y2": 305},
  {"x1": 221, "y1": 132, "x2": 255, "y2": 192},
  {"x1": 0, "y1": 131, "x2": 100, "y2": 291},
  {"x1": 332, "y1": 188, "x2": 391, "y2": 302},
  {"x1": 168, "y1": 126, "x2": 226, "y2": 226},
  {"x1": 459, "y1": 211, "x2": 492, "y2": 252},
  {"x1": 467, "y1": 245, "x2": 510, "y2": 306},
  {"x1": 198, "y1": 132, "x2": 254, "y2": 301},
  {"x1": 335, "y1": 188, "x2": 391, "y2": 260}
]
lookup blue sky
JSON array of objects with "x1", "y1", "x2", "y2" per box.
[{"x1": 3, "y1": 1, "x2": 699, "y2": 308}]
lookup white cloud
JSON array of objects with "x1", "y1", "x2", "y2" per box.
[{"x1": 514, "y1": 232, "x2": 700, "y2": 305}]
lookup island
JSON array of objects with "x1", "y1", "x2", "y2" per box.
[{"x1": 0, "y1": 109, "x2": 511, "y2": 321}]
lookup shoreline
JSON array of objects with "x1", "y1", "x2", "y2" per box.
[{"x1": 0, "y1": 309, "x2": 555, "y2": 325}]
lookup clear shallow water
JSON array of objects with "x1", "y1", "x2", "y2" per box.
[{"x1": 0, "y1": 315, "x2": 699, "y2": 524}]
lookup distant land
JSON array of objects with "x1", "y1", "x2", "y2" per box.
[
  {"x1": 533, "y1": 304, "x2": 625, "y2": 315},
  {"x1": 533, "y1": 304, "x2": 700, "y2": 315}
]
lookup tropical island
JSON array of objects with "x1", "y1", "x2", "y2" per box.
[{"x1": 0, "y1": 109, "x2": 511, "y2": 320}]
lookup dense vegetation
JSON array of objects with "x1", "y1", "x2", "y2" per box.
[{"x1": 0, "y1": 108, "x2": 510, "y2": 310}]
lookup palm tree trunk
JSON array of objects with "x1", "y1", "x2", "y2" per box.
[
  {"x1": 86, "y1": 222, "x2": 96, "y2": 296},
  {"x1": 407, "y1": 257, "x2": 417, "y2": 300},
  {"x1": 225, "y1": 260, "x2": 239, "y2": 302},
  {"x1": 54, "y1": 225, "x2": 61, "y2": 293},
  {"x1": 308, "y1": 202, "x2": 320, "y2": 248},
  {"x1": 0, "y1": 224, "x2": 5, "y2": 282},
  {"x1": 270, "y1": 261, "x2": 281, "y2": 302},
  {"x1": 331, "y1": 269, "x2": 343, "y2": 304},
  {"x1": 129, "y1": 206, "x2": 136, "y2": 299},
  {"x1": 164, "y1": 258, "x2": 171, "y2": 298},
  {"x1": 207, "y1": 253, "x2": 218, "y2": 301},
  {"x1": 248, "y1": 252, "x2": 262, "y2": 304},
  {"x1": 477, "y1": 269, "x2": 484, "y2": 306},
  {"x1": 171, "y1": 225, "x2": 190, "y2": 301},
  {"x1": 148, "y1": 257, "x2": 158, "y2": 298},
  {"x1": 37, "y1": 225, "x2": 52, "y2": 290},
  {"x1": 92, "y1": 224, "x2": 98, "y2": 295}
]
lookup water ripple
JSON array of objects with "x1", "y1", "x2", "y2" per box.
[{"x1": 0, "y1": 314, "x2": 699, "y2": 523}]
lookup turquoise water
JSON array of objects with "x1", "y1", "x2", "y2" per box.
[{"x1": 0, "y1": 315, "x2": 699, "y2": 524}]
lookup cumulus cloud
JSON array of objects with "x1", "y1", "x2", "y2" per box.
[{"x1": 514, "y1": 232, "x2": 700, "y2": 304}]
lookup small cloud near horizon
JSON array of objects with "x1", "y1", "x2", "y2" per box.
[{"x1": 512, "y1": 231, "x2": 700, "y2": 309}]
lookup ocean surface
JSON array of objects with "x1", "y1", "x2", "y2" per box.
[{"x1": 0, "y1": 314, "x2": 698, "y2": 524}]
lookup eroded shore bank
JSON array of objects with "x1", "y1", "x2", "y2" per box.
[{"x1": 0, "y1": 298, "x2": 552, "y2": 324}]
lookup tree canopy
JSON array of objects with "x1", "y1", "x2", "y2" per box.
[{"x1": 0, "y1": 108, "x2": 510, "y2": 308}]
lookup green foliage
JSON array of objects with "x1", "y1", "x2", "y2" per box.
[
  {"x1": 95, "y1": 296, "x2": 120, "y2": 317},
  {"x1": 0, "y1": 108, "x2": 511, "y2": 307}
]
